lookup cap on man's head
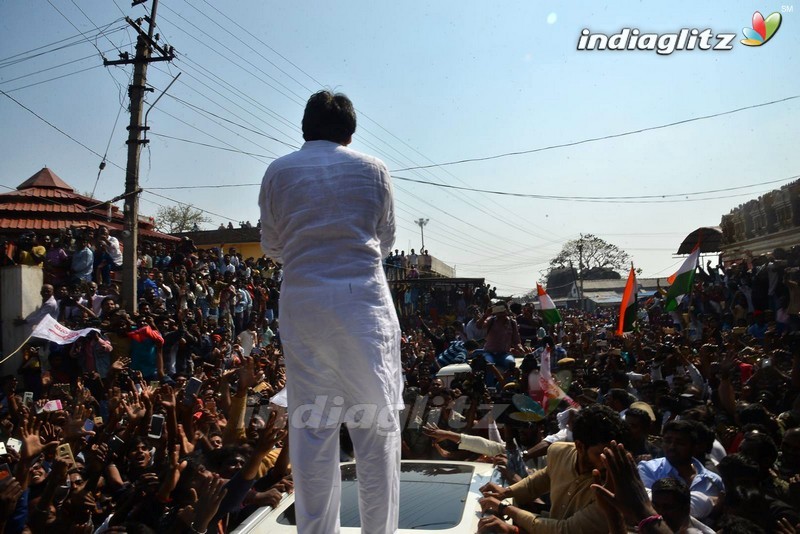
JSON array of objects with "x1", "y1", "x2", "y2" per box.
[{"x1": 629, "y1": 401, "x2": 656, "y2": 422}]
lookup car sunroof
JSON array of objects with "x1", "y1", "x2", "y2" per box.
[{"x1": 277, "y1": 463, "x2": 475, "y2": 529}]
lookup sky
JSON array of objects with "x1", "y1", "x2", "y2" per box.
[{"x1": 2, "y1": 0, "x2": 799, "y2": 297}]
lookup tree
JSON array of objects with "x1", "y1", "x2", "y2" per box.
[
  {"x1": 547, "y1": 234, "x2": 631, "y2": 279},
  {"x1": 154, "y1": 204, "x2": 211, "y2": 234}
]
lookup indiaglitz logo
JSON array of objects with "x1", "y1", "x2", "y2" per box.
[
  {"x1": 578, "y1": 10, "x2": 784, "y2": 54},
  {"x1": 741, "y1": 11, "x2": 782, "y2": 46},
  {"x1": 577, "y1": 27, "x2": 736, "y2": 55}
]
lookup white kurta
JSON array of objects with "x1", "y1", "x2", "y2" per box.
[{"x1": 259, "y1": 140, "x2": 402, "y2": 534}]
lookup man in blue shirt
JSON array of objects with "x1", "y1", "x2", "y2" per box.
[
  {"x1": 70, "y1": 237, "x2": 94, "y2": 283},
  {"x1": 638, "y1": 420, "x2": 723, "y2": 521}
]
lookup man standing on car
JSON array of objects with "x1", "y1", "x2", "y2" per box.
[{"x1": 259, "y1": 90, "x2": 402, "y2": 534}]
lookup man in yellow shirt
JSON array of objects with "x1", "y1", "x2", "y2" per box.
[{"x1": 478, "y1": 404, "x2": 627, "y2": 533}]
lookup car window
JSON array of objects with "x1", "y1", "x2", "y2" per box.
[{"x1": 277, "y1": 462, "x2": 475, "y2": 530}]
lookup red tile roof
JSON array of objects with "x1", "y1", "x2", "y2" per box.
[{"x1": 0, "y1": 168, "x2": 178, "y2": 242}]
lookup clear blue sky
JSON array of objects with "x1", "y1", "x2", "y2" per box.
[{"x1": 2, "y1": 0, "x2": 799, "y2": 296}]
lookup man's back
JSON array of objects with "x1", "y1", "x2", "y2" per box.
[{"x1": 259, "y1": 140, "x2": 394, "y2": 292}]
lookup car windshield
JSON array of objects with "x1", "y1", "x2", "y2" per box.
[{"x1": 276, "y1": 462, "x2": 475, "y2": 530}]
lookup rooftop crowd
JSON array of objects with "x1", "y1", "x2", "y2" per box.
[{"x1": 1, "y1": 228, "x2": 799, "y2": 533}]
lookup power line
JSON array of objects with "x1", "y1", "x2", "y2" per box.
[
  {"x1": 143, "y1": 190, "x2": 239, "y2": 222},
  {"x1": 163, "y1": 92, "x2": 300, "y2": 149},
  {"x1": 2, "y1": 64, "x2": 103, "y2": 93},
  {"x1": 390, "y1": 174, "x2": 800, "y2": 203},
  {"x1": 0, "y1": 23, "x2": 125, "y2": 67},
  {"x1": 0, "y1": 89, "x2": 125, "y2": 172},
  {"x1": 391, "y1": 95, "x2": 800, "y2": 172},
  {"x1": 142, "y1": 173, "x2": 799, "y2": 203},
  {"x1": 0, "y1": 41, "x2": 134, "y2": 87},
  {"x1": 196, "y1": 0, "x2": 324, "y2": 90},
  {"x1": 148, "y1": 132, "x2": 276, "y2": 160}
]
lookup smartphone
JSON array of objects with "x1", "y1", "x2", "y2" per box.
[
  {"x1": 0, "y1": 464, "x2": 10, "y2": 481},
  {"x1": 43, "y1": 400, "x2": 63, "y2": 412},
  {"x1": 22, "y1": 392, "x2": 33, "y2": 407},
  {"x1": 109, "y1": 435, "x2": 125, "y2": 454},
  {"x1": 6, "y1": 438, "x2": 21, "y2": 455},
  {"x1": 83, "y1": 419, "x2": 95, "y2": 433},
  {"x1": 0, "y1": 443, "x2": 7, "y2": 456},
  {"x1": 150, "y1": 381, "x2": 160, "y2": 390},
  {"x1": 252, "y1": 382, "x2": 269, "y2": 393},
  {"x1": 94, "y1": 416, "x2": 104, "y2": 426},
  {"x1": 148, "y1": 414, "x2": 165, "y2": 439},
  {"x1": 56, "y1": 443, "x2": 75, "y2": 465},
  {"x1": 184, "y1": 377, "x2": 203, "y2": 406}
]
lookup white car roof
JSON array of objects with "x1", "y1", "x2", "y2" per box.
[{"x1": 232, "y1": 460, "x2": 500, "y2": 534}]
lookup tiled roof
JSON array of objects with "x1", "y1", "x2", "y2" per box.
[
  {"x1": 17, "y1": 167, "x2": 73, "y2": 191},
  {"x1": 0, "y1": 168, "x2": 178, "y2": 242}
]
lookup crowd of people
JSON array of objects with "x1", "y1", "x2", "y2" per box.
[{"x1": 1, "y1": 223, "x2": 799, "y2": 533}]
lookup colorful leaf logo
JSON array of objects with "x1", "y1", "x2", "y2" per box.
[{"x1": 741, "y1": 11, "x2": 782, "y2": 46}]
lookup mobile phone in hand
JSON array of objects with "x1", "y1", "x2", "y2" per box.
[
  {"x1": 109, "y1": 435, "x2": 125, "y2": 454},
  {"x1": 56, "y1": 443, "x2": 75, "y2": 465},
  {"x1": 148, "y1": 414, "x2": 165, "y2": 439},
  {"x1": 6, "y1": 438, "x2": 21, "y2": 455},
  {"x1": 184, "y1": 377, "x2": 203, "y2": 406}
]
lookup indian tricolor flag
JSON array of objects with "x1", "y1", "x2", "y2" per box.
[
  {"x1": 665, "y1": 245, "x2": 700, "y2": 312},
  {"x1": 616, "y1": 266, "x2": 638, "y2": 336},
  {"x1": 537, "y1": 283, "x2": 562, "y2": 325}
]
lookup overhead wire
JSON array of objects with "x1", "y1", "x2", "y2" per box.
[
  {"x1": 2, "y1": 65, "x2": 104, "y2": 93},
  {"x1": 390, "y1": 95, "x2": 800, "y2": 172},
  {"x1": 0, "y1": 89, "x2": 126, "y2": 172},
  {"x1": 152, "y1": 104, "x2": 281, "y2": 160},
  {"x1": 0, "y1": 41, "x2": 135, "y2": 88},
  {"x1": 0, "y1": 23, "x2": 126, "y2": 68}
]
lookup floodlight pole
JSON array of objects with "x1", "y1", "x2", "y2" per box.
[{"x1": 415, "y1": 218, "x2": 429, "y2": 251}]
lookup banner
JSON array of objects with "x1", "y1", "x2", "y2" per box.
[
  {"x1": 538, "y1": 347, "x2": 580, "y2": 412},
  {"x1": 30, "y1": 315, "x2": 99, "y2": 345}
]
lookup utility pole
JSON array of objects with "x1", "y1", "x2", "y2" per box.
[
  {"x1": 414, "y1": 218, "x2": 429, "y2": 251},
  {"x1": 104, "y1": 0, "x2": 174, "y2": 313},
  {"x1": 577, "y1": 234, "x2": 585, "y2": 311}
]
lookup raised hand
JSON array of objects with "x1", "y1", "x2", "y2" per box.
[
  {"x1": 590, "y1": 441, "x2": 656, "y2": 526},
  {"x1": 19, "y1": 417, "x2": 58, "y2": 460},
  {"x1": 192, "y1": 475, "x2": 228, "y2": 533}
]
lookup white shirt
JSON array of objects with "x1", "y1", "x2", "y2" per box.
[
  {"x1": 107, "y1": 236, "x2": 123, "y2": 265},
  {"x1": 259, "y1": 140, "x2": 402, "y2": 424}
]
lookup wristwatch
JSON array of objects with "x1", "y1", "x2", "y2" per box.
[{"x1": 497, "y1": 502, "x2": 509, "y2": 519}]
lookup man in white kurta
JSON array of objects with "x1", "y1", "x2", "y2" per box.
[{"x1": 258, "y1": 90, "x2": 402, "y2": 534}]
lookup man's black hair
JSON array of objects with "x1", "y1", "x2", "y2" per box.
[
  {"x1": 740, "y1": 430, "x2": 778, "y2": 468},
  {"x1": 624, "y1": 407, "x2": 651, "y2": 425},
  {"x1": 607, "y1": 388, "x2": 634, "y2": 409},
  {"x1": 652, "y1": 477, "x2": 690, "y2": 507},
  {"x1": 717, "y1": 453, "x2": 760, "y2": 488},
  {"x1": 716, "y1": 515, "x2": 765, "y2": 534},
  {"x1": 685, "y1": 420, "x2": 715, "y2": 456},
  {"x1": 662, "y1": 419, "x2": 699, "y2": 442},
  {"x1": 302, "y1": 90, "x2": 356, "y2": 144},
  {"x1": 571, "y1": 404, "x2": 627, "y2": 447}
]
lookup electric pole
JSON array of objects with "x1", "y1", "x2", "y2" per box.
[
  {"x1": 414, "y1": 218, "x2": 429, "y2": 251},
  {"x1": 578, "y1": 234, "x2": 585, "y2": 311},
  {"x1": 104, "y1": 0, "x2": 174, "y2": 313}
]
